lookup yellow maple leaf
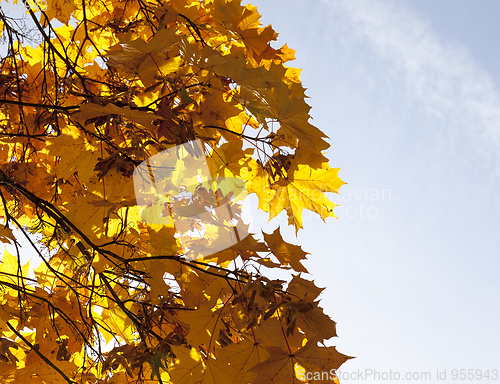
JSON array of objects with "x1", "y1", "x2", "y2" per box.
[
  {"x1": 263, "y1": 81, "x2": 328, "y2": 149},
  {"x1": 42, "y1": 0, "x2": 78, "y2": 24},
  {"x1": 178, "y1": 304, "x2": 225, "y2": 351},
  {"x1": 250, "y1": 342, "x2": 352, "y2": 384},
  {"x1": 269, "y1": 164, "x2": 346, "y2": 231},
  {"x1": 217, "y1": 51, "x2": 280, "y2": 90},
  {"x1": 296, "y1": 303, "x2": 338, "y2": 343},
  {"x1": 42, "y1": 126, "x2": 101, "y2": 184},
  {"x1": 0, "y1": 250, "x2": 30, "y2": 285},
  {"x1": 240, "y1": 158, "x2": 276, "y2": 211},
  {"x1": 239, "y1": 24, "x2": 278, "y2": 56},
  {"x1": 33, "y1": 262, "x2": 58, "y2": 289},
  {"x1": 263, "y1": 228, "x2": 308, "y2": 273},
  {"x1": 168, "y1": 345, "x2": 204, "y2": 384},
  {"x1": 106, "y1": 26, "x2": 183, "y2": 86},
  {"x1": 287, "y1": 275, "x2": 324, "y2": 301},
  {"x1": 0, "y1": 225, "x2": 15, "y2": 244},
  {"x1": 216, "y1": 338, "x2": 268, "y2": 383},
  {"x1": 207, "y1": 139, "x2": 253, "y2": 178}
]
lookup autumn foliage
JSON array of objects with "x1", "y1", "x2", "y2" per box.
[{"x1": 0, "y1": 0, "x2": 350, "y2": 382}]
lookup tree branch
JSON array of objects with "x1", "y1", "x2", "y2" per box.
[
  {"x1": 0, "y1": 98, "x2": 80, "y2": 112},
  {"x1": 6, "y1": 322, "x2": 78, "y2": 384}
]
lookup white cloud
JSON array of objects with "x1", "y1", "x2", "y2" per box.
[{"x1": 328, "y1": 0, "x2": 500, "y2": 164}]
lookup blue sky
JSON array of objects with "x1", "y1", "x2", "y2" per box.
[{"x1": 247, "y1": 0, "x2": 500, "y2": 382}]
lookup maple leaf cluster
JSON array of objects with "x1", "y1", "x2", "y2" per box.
[{"x1": 0, "y1": 0, "x2": 350, "y2": 383}]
